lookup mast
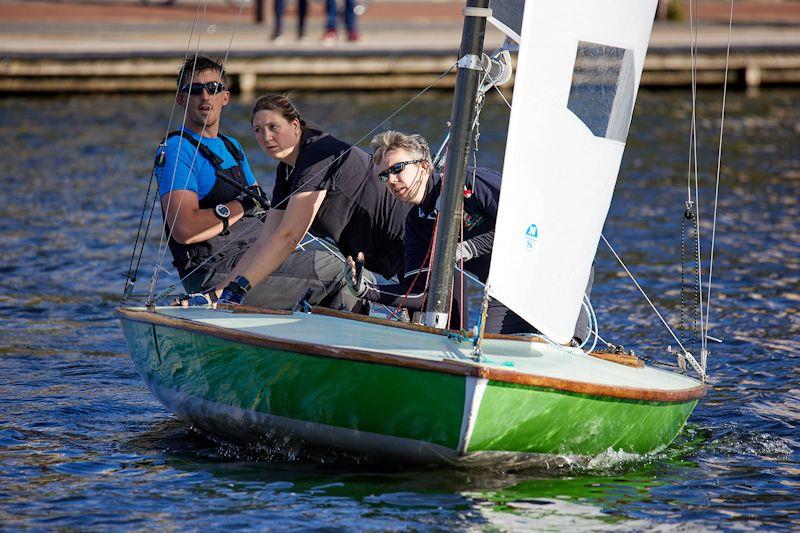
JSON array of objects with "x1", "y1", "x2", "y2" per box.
[{"x1": 424, "y1": 0, "x2": 491, "y2": 329}]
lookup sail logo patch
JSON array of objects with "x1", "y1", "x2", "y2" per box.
[{"x1": 524, "y1": 223, "x2": 539, "y2": 252}]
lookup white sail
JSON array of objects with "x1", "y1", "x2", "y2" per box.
[{"x1": 487, "y1": 0, "x2": 658, "y2": 343}]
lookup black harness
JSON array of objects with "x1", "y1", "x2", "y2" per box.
[
  {"x1": 165, "y1": 130, "x2": 249, "y2": 208},
  {"x1": 161, "y1": 131, "x2": 265, "y2": 290}
]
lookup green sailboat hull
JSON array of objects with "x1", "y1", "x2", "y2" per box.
[
  {"x1": 119, "y1": 307, "x2": 703, "y2": 465},
  {"x1": 469, "y1": 382, "x2": 697, "y2": 456}
]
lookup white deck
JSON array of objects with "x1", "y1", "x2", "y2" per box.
[{"x1": 154, "y1": 307, "x2": 701, "y2": 393}]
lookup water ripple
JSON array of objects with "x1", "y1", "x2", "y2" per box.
[{"x1": 1, "y1": 90, "x2": 799, "y2": 529}]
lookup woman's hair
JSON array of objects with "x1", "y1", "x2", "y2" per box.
[
  {"x1": 370, "y1": 130, "x2": 432, "y2": 168},
  {"x1": 250, "y1": 94, "x2": 306, "y2": 129}
]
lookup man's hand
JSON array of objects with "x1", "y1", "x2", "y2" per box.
[
  {"x1": 454, "y1": 241, "x2": 476, "y2": 263},
  {"x1": 237, "y1": 185, "x2": 269, "y2": 216},
  {"x1": 218, "y1": 275, "x2": 252, "y2": 305},
  {"x1": 175, "y1": 288, "x2": 218, "y2": 307},
  {"x1": 344, "y1": 252, "x2": 367, "y2": 297}
]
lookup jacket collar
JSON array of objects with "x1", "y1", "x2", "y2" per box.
[{"x1": 418, "y1": 172, "x2": 441, "y2": 215}]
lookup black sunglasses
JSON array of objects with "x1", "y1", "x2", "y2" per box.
[
  {"x1": 378, "y1": 159, "x2": 425, "y2": 182},
  {"x1": 180, "y1": 81, "x2": 227, "y2": 96}
]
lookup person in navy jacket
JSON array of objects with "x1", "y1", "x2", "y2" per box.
[{"x1": 345, "y1": 130, "x2": 592, "y2": 341}]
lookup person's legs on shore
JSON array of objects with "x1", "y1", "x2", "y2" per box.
[
  {"x1": 344, "y1": 0, "x2": 358, "y2": 41},
  {"x1": 297, "y1": 0, "x2": 308, "y2": 39},
  {"x1": 272, "y1": 0, "x2": 285, "y2": 40},
  {"x1": 323, "y1": 0, "x2": 337, "y2": 41}
]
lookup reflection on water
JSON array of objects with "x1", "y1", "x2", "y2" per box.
[{"x1": 1, "y1": 89, "x2": 799, "y2": 529}]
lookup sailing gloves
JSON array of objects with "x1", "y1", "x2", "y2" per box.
[
  {"x1": 178, "y1": 275, "x2": 252, "y2": 307},
  {"x1": 237, "y1": 185, "x2": 269, "y2": 217},
  {"x1": 344, "y1": 253, "x2": 368, "y2": 297},
  {"x1": 454, "y1": 241, "x2": 476, "y2": 263},
  {"x1": 219, "y1": 275, "x2": 252, "y2": 305},
  {"x1": 182, "y1": 288, "x2": 218, "y2": 307}
]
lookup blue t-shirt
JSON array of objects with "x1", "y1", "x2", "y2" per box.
[{"x1": 157, "y1": 129, "x2": 256, "y2": 200}]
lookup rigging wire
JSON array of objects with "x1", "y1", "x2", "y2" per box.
[
  {"x1": 703, "y1": 0, "x2": 735, "y2": 366},
  {"x1": 684, "y1": 0, "x2": 698, "y2": 345},
  {"x1": 601, "y1": 234, "x2": 706, "y2": 379},
  {"x1": 687, "y1": 0, "x2": 707, "y2": 360},
  {"x1": 147, "y1": 1, "x2": 251, "y2": 304},
  {"x1": 149, "y1": 3, "x2": 212, "y2": 302},
  {"x1": 687, "y1": 0, "x2": 699, "y2": 204},
  {"x1": 493, "y1": 84, "x2": 512, "y2": 111},
  {"x1": 122, "y1": 2, "x2": 205, "y2": 303}
]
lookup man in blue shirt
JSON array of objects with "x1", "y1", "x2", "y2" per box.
[{"x1": 160, "y1": 55, "x2": 352, "y2": 310}]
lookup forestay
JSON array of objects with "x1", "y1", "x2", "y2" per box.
[{"x1": 487, "y1": 0, "x2": 658, "y2": 343}]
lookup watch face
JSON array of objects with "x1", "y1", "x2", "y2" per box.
[{"x1": 215, "y1": 204, "x2": 231, "y2": 218}]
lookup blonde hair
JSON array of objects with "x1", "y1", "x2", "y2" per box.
[{"x1": 370, "y1": 130, "x2": 432, "y2": 168}]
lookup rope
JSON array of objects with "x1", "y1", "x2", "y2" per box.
[
  {"x1": 296, "y1": 233, "x2": 400, "y2": 316},
  {"x1": 687, "y1": 0, "x2": 699, "y2": 205},
  {"x1": 459, "y1": 225, "x2": 465, "y2": 328},
  {"x1": 386, "y1": 234, "x2": 435, "y2": 321},
  {"x1": 678, "y1": 0, "x2": 709, "y2": 365},
  {"x1": 579, "y1": 296, "x2": 599, "y2": 354},
  {"x1": 414, "y1": 132, "x2": 454, "y2": 322},
  {"x1": 703, "y1": 0, "x2": 734, "y2": 364}
]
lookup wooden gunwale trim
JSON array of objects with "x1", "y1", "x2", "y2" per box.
[
  {"x1": 310, "y1": 306, "x2": 448, "y2": 336},
  {"x1": 220, "y1": 303, "x2": 292, "y2": 315},
  {"x1": 478, "y1": 366, "x2": 707, "y2": 402},
  {"x1": 311, "y1": 307, "x2": 644, "y2": 368},
  {"x1": 116, "y1": 306, "x2": 477, "y2": 378},
  {"x1": 588, "y1": 352, "x2": 644, "y2": 368},
  {"x1": 116, "y1": 307, "x2": 705, "y2": 403}
]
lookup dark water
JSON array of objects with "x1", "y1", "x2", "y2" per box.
[{"x1": 1, "y1": 88, "x2": 798, "y2": 530}]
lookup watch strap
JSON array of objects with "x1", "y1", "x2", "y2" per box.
[
  {"x1": 233, "y1": 275, "x2": 252, "y2": 293},
  {"x1": 214, "y1": 204, "x2": 231, "y2": 236}
]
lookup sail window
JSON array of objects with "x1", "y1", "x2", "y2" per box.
[
  {"x1": 488, "y1": 0, "x2": 525, "y2": 43},
  {"x1": 567, "y1": 41, "x2": 636, "y2": 143}
]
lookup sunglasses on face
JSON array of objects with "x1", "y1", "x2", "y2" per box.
[
  {"x1": 180, "y1": 81, "x2": 227, "y2": 96},
  {"x1": 378, "y1": 159, "x2": 426, "y2": 182}
]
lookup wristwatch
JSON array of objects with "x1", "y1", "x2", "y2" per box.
[
  {"x1": 214, "y1": 204, "x2": 231, "y2": 236},
  {"x1": 219, "y1": 274, "x2": 252, "y2": 305},
  {"x1": 231, "y1": 275, "x2": 252, "y2": 294}
]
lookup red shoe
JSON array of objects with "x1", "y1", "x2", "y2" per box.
[
  {"x1": 347, "y1": 30, "x2": 359, "y2": 42},
  {"x1": 322, "y1": 29, "x2": 337, "y2": 44}
]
